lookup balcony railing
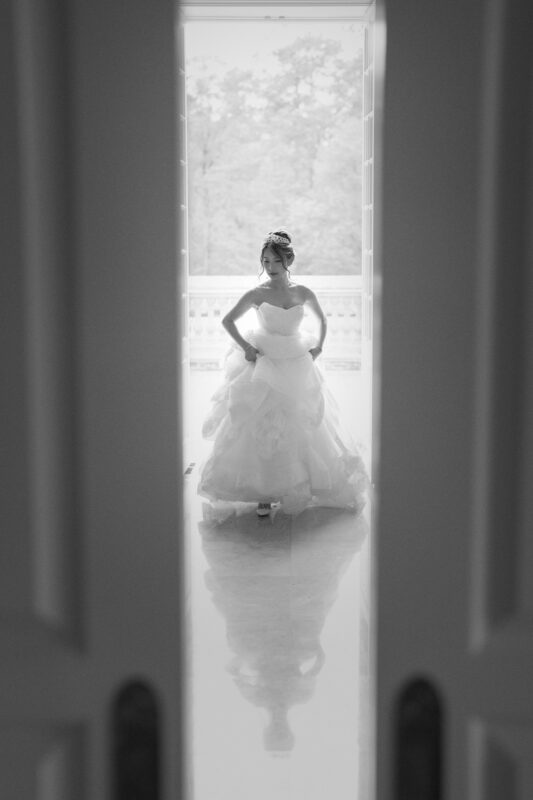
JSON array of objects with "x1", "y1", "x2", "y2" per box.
[{"x1": 188, "y1": 275, "x2": 362, "y2": 370}]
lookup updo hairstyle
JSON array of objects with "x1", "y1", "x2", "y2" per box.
[{"x1": 260, "y1": 229, "x2": 295, "y2": 274}]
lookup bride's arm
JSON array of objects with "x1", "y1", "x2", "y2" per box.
[
  {"x1": 303, "y1": 287, "x2": 327, "y2": 358},
  {"x1": 222, "y1": 290, "x2": 260, "y2": 361}
]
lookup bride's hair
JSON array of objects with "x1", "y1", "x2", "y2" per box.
[{"x1": 259, "y1": 229, "x2": 295, "y2": 276}]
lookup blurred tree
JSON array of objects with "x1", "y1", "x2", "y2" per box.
[{"x1": 186, "y1": 34, "x2": 363, "y2": 275}]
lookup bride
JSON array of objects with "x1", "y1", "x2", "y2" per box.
[{"x1": 198, "y1": 229, "x2": 368, "y2": 518}]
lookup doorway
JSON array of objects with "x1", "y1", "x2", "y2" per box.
[{"x1": 180, "y1": 6, "x2": 376, "y2": 799}]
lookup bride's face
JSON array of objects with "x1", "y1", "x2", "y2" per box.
[{"x1": 262, "y1": 247, "x2": 286, "y2": 277}]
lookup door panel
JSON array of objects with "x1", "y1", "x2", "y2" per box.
[
  {"x1": 2, "y1": 0, "x2": 81, "y2": 638},
  {"x1": 376, "y1": 0, "x2": 533, "y2": 798},
  {"x1": 471, "y1": 722, "x2": 533, "y2": 800},
  {"x1": 0, "y1": 1, "x2": 183, "y2": 798},
  {"x1": 1, "y1": 728, "x2": 84, "y2": 799}
]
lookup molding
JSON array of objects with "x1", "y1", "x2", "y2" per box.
[{"x1": 181, "y1": 3, "x2": 371, "y2": 21}]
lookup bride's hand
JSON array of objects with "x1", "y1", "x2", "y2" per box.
[
  {"x1": 309, "y1": 346, "x2": 322, "y2": 361},
  {"x1": 244, "y1": 344, "x2": 260, "y2": 362}
]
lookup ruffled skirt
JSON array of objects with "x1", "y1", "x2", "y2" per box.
[{"x1": 197, "y1": 328, "x2": 368, "y2": 517}]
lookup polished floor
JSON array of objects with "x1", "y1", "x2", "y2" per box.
[{"x1": 185, "y1": 369, "x2": 372, "y2": 800}]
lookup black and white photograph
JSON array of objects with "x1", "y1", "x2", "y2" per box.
[{"x1": 1, "y1": 0, "x2": 532, "y2": 798}]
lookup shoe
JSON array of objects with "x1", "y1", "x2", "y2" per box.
[{"x1": 256, "y1": 503, "x2": 271, "y2": 517}]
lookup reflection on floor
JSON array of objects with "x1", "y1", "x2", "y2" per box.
[
  {"x1": 187, "y1": 485, "x2": 371, "y2": 800},
  {"x1": 186, "y1": 369, "x2": 371, "y2": 800}
]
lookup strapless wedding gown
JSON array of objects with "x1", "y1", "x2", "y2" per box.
[{"x1": 198, "y1": 302, "x2": 368, "y2": 516}]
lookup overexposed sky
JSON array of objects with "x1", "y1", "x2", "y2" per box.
[{"x1": 185, "y1": 20, "x2": 363, "y2": 73}]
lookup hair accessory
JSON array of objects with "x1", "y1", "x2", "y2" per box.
[{"x1": 264, "y1": 232, "x2": 291, "y2": 247}]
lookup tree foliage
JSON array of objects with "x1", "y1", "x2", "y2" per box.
[{"x1": 186, "y1": 35, "x2": 363, "y2": 275}]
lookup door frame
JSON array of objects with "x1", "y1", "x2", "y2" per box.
[{"x1": 177, "y1": 4, "x2": 383, "y2": 799}]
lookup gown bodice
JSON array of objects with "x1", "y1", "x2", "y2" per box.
[{"x1": 256, "y1": 302, "x2": 304, "y2": 335}]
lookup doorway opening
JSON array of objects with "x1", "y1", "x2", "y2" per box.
[{"x1": 179, "y1": 5, "x2": 378, "y2": 799}]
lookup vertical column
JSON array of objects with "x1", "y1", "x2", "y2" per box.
[
  {"x1": 177, "y1": 15, "x2": 191, "y2": 471},
  {"x1": 361, "y1": 7, "x2": 376, "y2": 475}
]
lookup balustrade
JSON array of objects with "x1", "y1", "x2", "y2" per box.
[{"x1": 188, "y1": 275, "x2": 362, "y2": 369}]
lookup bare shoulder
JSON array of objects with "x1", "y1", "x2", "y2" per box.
[
  {"x1": 240, "y1": 287, "x2": 262, "y2": 305},
  {"x1": 253, "y1": 284, "x2": 270, "y2": 305},
  {"x1": 225, "y1": 287, "x2": 260, "y2": 319},
  {"x1": 294, "y1": 283, "x2": 317, "y2": 301}
]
